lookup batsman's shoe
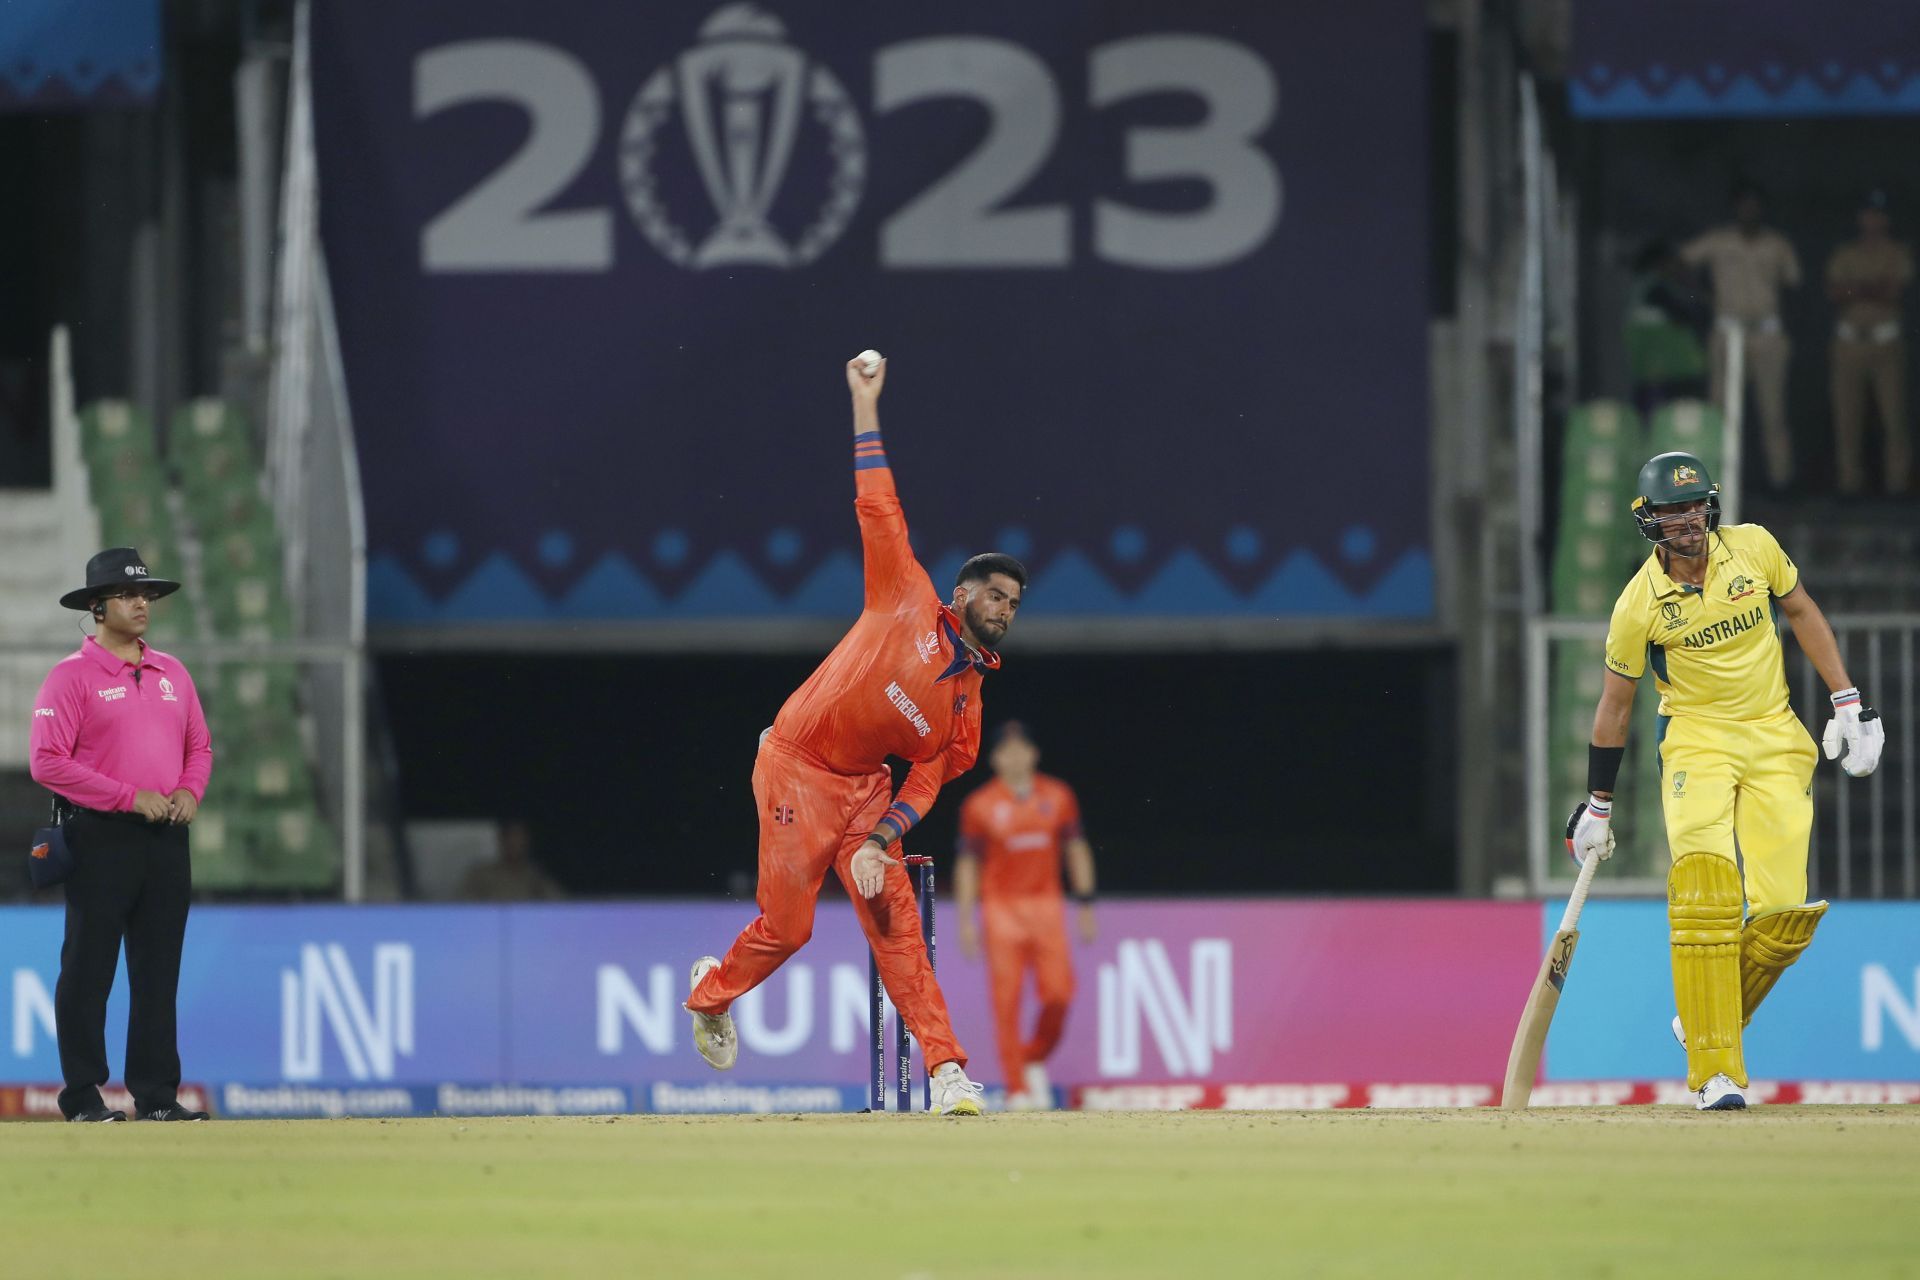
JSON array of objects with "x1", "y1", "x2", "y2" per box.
[
  {"x1": 686, "y1": 956, "x2": 737, "y2": 1071},
  {"x1": 1695, "y1": 1073, "x2": 1748, "y2": 1111},
  {"x1": 930, "y1": 1062, "x2": 985, "y2": 1117},
  {"x1": 1672, "y1": 1015, "x2": 1685, "y2": 1049},
  {"x1": 138, "y1": 1103, "x2": 209, "y2": 1121}
]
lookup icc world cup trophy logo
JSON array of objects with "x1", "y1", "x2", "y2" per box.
[{"x1": 620, "y1": 4, "x2": 864, "y2": 269}]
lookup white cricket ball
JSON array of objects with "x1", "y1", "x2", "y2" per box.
[{"x1": 856, "y1": 349, "x2": 883, "y2": 377}]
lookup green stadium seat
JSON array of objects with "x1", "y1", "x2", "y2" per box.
[
  {"x1": 91, "y1": 448, "x2": 168, "y2": 500},
  {"x1": 1552, "y1": 401, "x2": 1646, "y2": 616},
  {"x1": 237, "y1": 739, "x2": 315, "y2": 804},
  {"x1": 248, "y1": 806, "x2": 338, "y2": 891},
  {"x1": 150, "y1": 591, "x2": 204, "y2": 641},
  {"x1": 205, "y1": 523, "x2": 281, "y2": 577},
  {"x1": 204, "y1": 671, "x2": 301, "y2": 747},
  {"x1": 195, "y1": 478, "x2": 272, "y2": 532},
  {"x1": 169, "y1": 399, "x2": 252, "y2": 463},
  {"x1": 187, "y1": 810, "x2": 254, "y2": 893},
  {"x1": 99, "y1": 484, "x2": 170, "y2": 537},
  {"x1": 1648, "y1": 400, "x2": 1724, "y2": 480},
  {"x1": 179, "y1": 441, "x2": 258, "y2": 505},
  {"x1": 203, "y1": 573, "x2": 293, "y2": 640},
  {"x1": 80, "y1": 401, "x2": 157, "y2": 465}
]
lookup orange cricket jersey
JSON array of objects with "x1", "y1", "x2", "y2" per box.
[
  {"x1": 770, "y1": 430, "x2": 997, "y2": 844},
  {"x1": 957, "y1": 774, "x2": 1083, "y2": 900}
]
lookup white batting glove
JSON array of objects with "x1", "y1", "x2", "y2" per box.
[
  {"x1": 1822, "y1": 689, "x2": 1885, "y2": 778},
  {"x1": 1565, "y1": 795, "x2": 1615, "y2": 865}
]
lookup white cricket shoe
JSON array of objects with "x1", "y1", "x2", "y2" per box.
[
  {"x1": 930, "y1": 1062, "x2": 985, "y2": 1117},
  {"x1": 686, "y1": 956, "x2": 737, "y2": 1071},
  {"x1": 1671, "y1": 1015, "x2": 1685, "y2": 1049},
  {"x1": 1695, "y1": 1073, "x2": 1747, "y2": 1111},
  {"x1": 1021, "y1": 1062, "x2": 1055, "y2": 1111}
]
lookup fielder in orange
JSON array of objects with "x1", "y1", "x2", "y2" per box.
[
  {"x1": 955, "y1": 722, "x2": 1096, "y2": 1110},
  {"x1": 685, "y1": 352, "x2": 1026, "y2": 1117}
]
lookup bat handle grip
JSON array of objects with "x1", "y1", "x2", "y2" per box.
[{"x1": 1557, "y1": 844, "x2": 1603, "y2": 934}]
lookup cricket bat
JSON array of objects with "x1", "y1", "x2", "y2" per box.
[{"x1": 1499, "y1": 848, "x2": 1603, "y2": 1109}]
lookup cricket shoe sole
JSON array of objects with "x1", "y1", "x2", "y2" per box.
[{"x1": 1695, "y1": 1073, "x2": 1748, "y2": 1111}]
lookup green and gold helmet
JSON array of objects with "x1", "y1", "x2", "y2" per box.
[{"x1": 1630, "y1": 451, "x2": 1721, "y2": 547}]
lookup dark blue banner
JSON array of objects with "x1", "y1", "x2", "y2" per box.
[
  {"x1": 0, "y1": 0, "x2": 160, "y2": 110},
  {"x1": 1572, "y1": 0, "x2": 1920, "y2": 118},
  {"x1": 313, "y1": 1, "x2": 1430, "y2": 626}
]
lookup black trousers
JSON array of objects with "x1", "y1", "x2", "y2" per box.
[{"x1": 55, "y1": 812, "x2": 191, "y2": 1118}]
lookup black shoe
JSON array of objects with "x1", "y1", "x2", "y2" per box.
[
  {"x1": 137, "y1": 1104, "x2": 210, "y2": 1121},
  {"x1": 67, "y1": 1107, "x2": 127, "y2": 1123}
]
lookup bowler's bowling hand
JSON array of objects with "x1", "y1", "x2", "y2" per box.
[
  {"x1": 851, "y1": 840, "x2": 898, "y2": 899},
  {"x1": 166, "y1": 789, "x2": 199, "y2": 825},
  {"x1": 845, "y1": 354, "x2": 886, "y2": 401}
]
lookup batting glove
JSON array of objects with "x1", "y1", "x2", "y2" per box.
[
  {"x1": 1822, "y1": 688, "x2": 1885, "y2": 778},
  {"x1": 1565, "y1": 795, "x2": 1615, "y2": 866}
]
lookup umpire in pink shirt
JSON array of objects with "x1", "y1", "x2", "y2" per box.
[{"x1": 29, "y1": 548, "x2": 213, "y2": 1122}]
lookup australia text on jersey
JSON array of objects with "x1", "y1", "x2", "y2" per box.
[{"x1": 1680, "y1": 604, "x2": 1767, "y2": 651}]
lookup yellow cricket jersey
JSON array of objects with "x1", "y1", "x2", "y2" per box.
[{"x1": 1603, "y1": 524, "x2": 1800, "y2": 721}]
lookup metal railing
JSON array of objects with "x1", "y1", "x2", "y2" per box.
[
  {"x1": 263, "y1": 0, "x2": 370, "y2": 899},
  {"x1": 1525, "y1": 613, "x2": 1920, "y2": 898}
]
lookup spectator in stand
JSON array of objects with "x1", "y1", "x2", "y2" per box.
[
  {"x1": 461, "y1": 820, "x2": 564, "y2": 901},
  {"x1": 1826, "y1": 189, "x2": 1912, "y2": 495},
  {"x1": 1683, "y1": 182, "x2": 1803, "y2": 492},
  {"x1": 1626, "y1": 239, "x2": 1711, "y2": 417}
]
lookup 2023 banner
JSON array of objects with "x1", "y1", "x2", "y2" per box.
[{"x1": 311, "y1": 1, "x2": 1431, "y2": 628}]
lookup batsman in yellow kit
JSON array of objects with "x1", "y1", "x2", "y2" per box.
[{"x1": 1569, "y1": 452, "x2": 1886, "y2": 1110}]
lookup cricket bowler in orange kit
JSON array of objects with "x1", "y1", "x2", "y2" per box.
[
  {"x1": 955, "y1": 722, "x2": 1097, "y2": 1110},
  {"x1": 685, "y1": 352, "x2": 1027, "y2": 1117}
]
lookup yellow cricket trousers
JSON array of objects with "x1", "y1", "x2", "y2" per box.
[{"x1": 1659, "y1": 708, "x2": 1819, "y2": 911}]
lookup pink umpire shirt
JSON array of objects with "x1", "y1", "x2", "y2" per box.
[{"x1": 28, "y1": 637, "x2": 214, "y2": 813}]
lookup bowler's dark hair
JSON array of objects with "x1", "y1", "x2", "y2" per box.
[{"x1": 956, "y1": 552, "x2": 1028, "y2": 591}]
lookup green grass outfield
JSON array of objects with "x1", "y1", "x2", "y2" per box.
[{"x1": 7, "y1": 1107, "x2": 1917, "y2": 1278}]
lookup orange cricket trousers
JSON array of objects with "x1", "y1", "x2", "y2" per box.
[
  {"x1": 983, "y1": 896, "x2": 1075, "y2": 1087},
  {"x1": 688, "y1": 732, "x2": 965, "y2": 1070}
]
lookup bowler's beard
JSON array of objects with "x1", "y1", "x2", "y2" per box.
[{"x1": 963, "y1": 598, "x2": 1005, "y2": 647}]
